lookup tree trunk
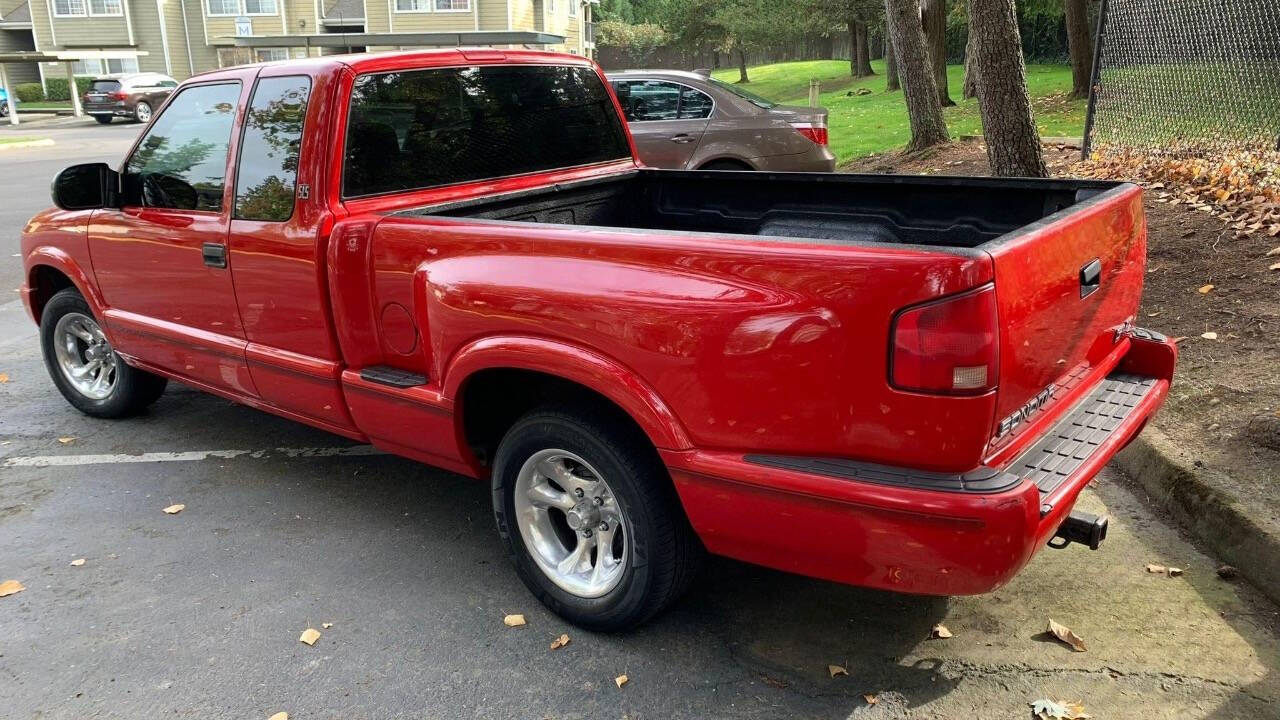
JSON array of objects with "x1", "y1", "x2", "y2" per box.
[
  {"x1": 854, "y1": 21, "x2": 875, "y2": 77},
  {"x1": 884, "y1": 29, "x2": 901, "y2": 91},
  {"x1": 1065, "y1": 0, "x2": 1092, "y2": 100},
  {"x1": 885, "y1": 0, "x2": 948, "y2": 150},
  {"x1": 736, "y1": 45, "x2": 749, "y2": 83},
  {"x1": 969, "y1": 0, "x2": 1047, "y2": 177},
  {"x1": 962, "y1": 26, "x2": 978, "y2": 99},
  {"x1": 921, "y1": 0, "x2": 954, "y2": 107}
]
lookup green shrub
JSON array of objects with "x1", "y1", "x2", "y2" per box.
[
  {"x1": 14, "y1": 83, "x2": 45, "y2": 103},
  {"x1": 43, "y1": 76, "x2": 94, "y2": 102}
]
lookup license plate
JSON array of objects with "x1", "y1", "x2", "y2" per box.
[{"x1": 87, "y1": 94, "x2": 105, "y2": 101}]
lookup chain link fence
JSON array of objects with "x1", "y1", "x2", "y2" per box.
[{"x1": 1084, "y1": 0, "x2": 1280, "y2": 156}]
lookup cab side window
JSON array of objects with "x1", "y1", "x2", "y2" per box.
[
  {"x1": 123, "y1": 82, "x2": 240, "y2": 212},
  {"x1": 234, "y1": 75, "x2": 311, "y2": 222}
]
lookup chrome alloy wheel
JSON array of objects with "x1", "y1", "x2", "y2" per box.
[
  {"x1": 513, "y1": 449, "x2": 629, "y2": 598},
  {"x1": 135, "y1": 102, "x2": 152, "y2": 123},
  {"x1": 53, "y1": 312, "x2": 118, "y2": 401}
]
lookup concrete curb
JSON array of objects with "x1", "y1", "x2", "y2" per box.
[
  {"x1": 1113, "y1": 425, "x2": 1280, "y2": 606},
  {"x1": 0, "y1": 138, "x2": 55, "y2": 150}
]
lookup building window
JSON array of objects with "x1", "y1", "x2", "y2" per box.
[
  {"x1": 256, "y1": 49, "x2": 290, "y2": 62},
  {"x1": 206, "y1": 0, "x2": 238, "y2": 14},
  {"x1": 394, "y1": 0, "x2": 429, "y2": 11},
  {"x1": 88, "y1": 0, "x2": 123, "y2": 14},
  {"x1": 434, "y1": 0, "x2": 468, "y2": 9},
  {"x1": 243, "y1": 0, "x2": 277, "y2": 14},
  {"x1": 546, "y1": 0, "x2": 554, "y2": 14},
  {"x1": 53, "y1": 0, "x2": 87, "y2": 16},
  {"x1": 568, "y1": 0, "x2": 575, "y2": 17},
  {"x1": 71, "y1": 59, "x2": 101, "y2": 75},
  {"x1": 106, "y1": 57, "x2": 140, "y2": 74}
]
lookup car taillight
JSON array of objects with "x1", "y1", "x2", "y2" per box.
[
  {"x1": 789, "y1": 122, "x2": 828, "y2": 146},
  {"x1": 111, "y1": 91, "x2": 129, "y2": 100},
  {"x1": 891, "y1": 285, "x2": 999, "y2": 394}
]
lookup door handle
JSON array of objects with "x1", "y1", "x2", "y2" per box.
[
  {"x1": 202, "y1": 242, "x2": 227, "y2": 269},
  {"x1": 1079, "y1": 258, "x2": 1101, "y2": 298},
  {"x1": 670, "y1": 134, "x2": 697, "y2": 144}
]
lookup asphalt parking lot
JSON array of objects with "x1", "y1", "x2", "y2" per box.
[{"x1": 2, "y1": 121, "x2": 1280, "y2": 719}]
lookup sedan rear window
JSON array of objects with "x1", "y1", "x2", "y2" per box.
[
  {"x1": 89, "y1": 80, "x2": 121, "y2": 93},
  {"x1": 343, "y1": 65, "x2": 631, "y2": 198}
]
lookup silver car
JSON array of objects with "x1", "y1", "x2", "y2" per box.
[{"x1": 607, "y1": 69, "x2": 836, "y2": 172}]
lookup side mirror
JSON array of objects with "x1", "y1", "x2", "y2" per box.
[{"x1": 50, "y1": 162, "x2": 119, "y2": 211}]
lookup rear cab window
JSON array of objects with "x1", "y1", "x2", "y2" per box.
[
  {"x1": 343, "y1": 64, "x2": 630, "y2": 198},
  {"x1": 234, "y1": 75, "x2": 312, "y2": 222}
]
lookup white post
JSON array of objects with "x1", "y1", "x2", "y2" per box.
[
  {"x1": 1, "y1": 63, "x2": 18, "y2": 126},
  {"x1": 808, "y1": 78, "x2": 819, "y2": 108},
  {"x1": 65, "y1": 62, "x2": 83, "y2": 117}
]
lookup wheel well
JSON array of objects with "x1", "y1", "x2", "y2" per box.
[
  {"x1": 29, "y1": 265, "x2": 75, "y2": 321},
  {"x1": 459, "y1": 368, "x2": 657, "y2": 470},
  {"x1": 698, "y1": 158, "x2": 753, "y2": 171}
]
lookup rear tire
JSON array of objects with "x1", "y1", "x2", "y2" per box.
[
  {"x1": 492, "y1": 406, "x2": 702, "y2": 631},
  {"x1": 94, "y1": 115, "x2": 112, "y2": 125},
  {"x1": 40, "y1": 288, "x2": 167, "y2": 418}
]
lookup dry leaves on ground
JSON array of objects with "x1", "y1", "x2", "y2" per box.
[
  {"x1": 57, "y1": 437, "x2": 75, "y2": 444},
  {"x1": 1047, "y1": 619, "x2": 1087, "y2": 652},
  {"x1": 1198, "y1": 284, "x2": 1215, "y2": 294},
  {"x1": 70, "y1": 558, "x2": 86, "y2": 567},
  {"x1": 1146, "y1": 564, "x2": 1185, "y2": 577},
  {"x1": 322, "y1": 622, "x2": 333, "y2": 629},
  {"x1": 1031, "y1": 699, "x2": 1092, "y2": 719},
  {"x1": 827, "y1": 664, "x2": 848, "y2": 678},
  {"x1": 863, "y1": 693, "x2": 878, "y2": 705},
  {"x1": 163, "y1": 504, "x2": 185, "y2": 514},
  {"x1": 0, "y1": 579, "x2": 25, "y2": 597},
  {"x1": 930, "y1": 623, "x2": 953, "y2": 639},
  {"x1": 268, "y1": 713, "x2": 288, "y2": 720},
  {"x1": 614, "y1": 674, "x2": 629, "y2": 688},
  {"x1": 503, "y1": 614, "x2": 526, "y2": 627},
  {"x1": 550, "y1": 634, "x2": 570, "y2": 650},
  {"x1": 298, "y1": 628, "x2": 321, "y2": 646},
  {"x1": 1201, "y1": 332, "x2": 1219, "y2": 340},
  {"x1": 0, "y1": 372, "x2": 8, "y2": 383}
]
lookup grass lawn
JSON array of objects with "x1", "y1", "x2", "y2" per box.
[
  {"x1": 711, "y1": 60, "x2": 1085, "y2": 163},
  {"x1": 0, "y1": 136, "x2": 44, "y2": 145},
  {"x1": 17, "y1": 101, "x2": 73, "y2": 110}
]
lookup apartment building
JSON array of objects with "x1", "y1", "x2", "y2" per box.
[{"x1": 0, "y1": 0, "x2": 592, "y2": 95}]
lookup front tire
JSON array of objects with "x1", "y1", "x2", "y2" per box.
[
  {"x1": 133, "y1": 101, "x2": 151, "y2": 124},
  {"x1": 492, "y1": 406, "x2": 702, "y2": 631},
  {"x1": 40, "y1": 288, "x2": 167, "y2": 418}
]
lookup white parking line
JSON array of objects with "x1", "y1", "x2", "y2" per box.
[{"x1": 2, "y1": 445, "x2": 384, "y2": 468}]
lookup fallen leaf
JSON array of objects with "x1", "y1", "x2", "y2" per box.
[
  {"x1": 615, "y1": 674, "x2": 629, "y2": 688},
  {"x1": 1201, "y1": 332, "x2": 1219, "y2": 340},
  {"x1": 0, "y1": 372, "x2": 8, "y2": 383},
  {"x1": 930, "y1": 623, "x2": 953, "y2": 639},
  {"x1": 1146, "y1": 564, "x2": 1167, "y2": 573},
  {"x1": 58, "y1": 437, "x2": 75, "y2": 444},
  {"x1": 550, "y1": 633, "x2": 570, "y2": 650},
  {"x1": 1267, "y1": 246, "x2": 1280, "y2": 256},
  {"x1": 827, "y1": 664, "x2": 848, "y2": 678},
  {"x1": 1270, "y1": 262, "x2": 1280, "y2": 271},
  {"x1": 1047, "y1": 619, "x2": 1087, "y2": 652},
  {"x1": 503, "y1": 614, "x2": 526, "y2": 627},
  {"x1": 268, "y1": 714, "x2": 288, "y2": 720},
  {"x1": 70, "y1": 558, "x2": 86, "y2": 567},
  {"x1": 0, "y1": 579, "x2": 25, "y2": 597},
  {"x1": 1031, "y1": 699, "x2": 1092, "y2": 719},
  {"x1": 322, "y1": 622, "x2": 333, "y2": 629},
  {"x1": 299, "y1": 628, "x2": 321, "y2": 646},
  {"x1": 1198, "y1": 284, "x2": 1214, "y2": 294},
  {"x1": 163, "y1": 504, "x2": 185, "y2": 514},
  {"x1": 1168, "y1": 567, "x2": 1184, "y2": 577},
  {"x1": 863, "y1": 693, "x2": 878, "y2": 705}
]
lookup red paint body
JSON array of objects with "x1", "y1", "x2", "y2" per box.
[{"x1": 21, "y1": 50, "x2": 1175, "y2": 597}]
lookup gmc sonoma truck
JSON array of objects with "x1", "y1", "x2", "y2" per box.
[{"x1": 22, "y1": 50, "x2": 1176, "y2": 630}]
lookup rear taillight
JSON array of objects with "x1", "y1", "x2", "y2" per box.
[
  {"x1": 111, "y1": 91, "x2": 128, "y2": 101},
  {"x1": 891, "y1": 285, "x2": 999, "y2": 394},
  {"x1": 790, "y1": 122, "x2": 828, "y2": 146}
]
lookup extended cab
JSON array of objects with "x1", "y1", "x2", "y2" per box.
[{"x1": 22, "y1": 50, "x2": 1176, "y2": 630}]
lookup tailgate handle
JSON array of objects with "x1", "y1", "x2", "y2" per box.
[{"x1": 1080, "y1": 259, "x2": 1102, "y2": 298}]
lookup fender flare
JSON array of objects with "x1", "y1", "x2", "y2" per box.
[
  {"x1": 442, "y1": 335, "x2": 693, "y2": 451},
  {"x1": 25, "y1": 246, "x2": 108, "y2": 325}
]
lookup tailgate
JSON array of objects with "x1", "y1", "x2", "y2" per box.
[{"x1": 984, "y1": 184, "x2": 1146, "y2": 445}]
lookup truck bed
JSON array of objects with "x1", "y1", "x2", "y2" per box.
[{"x1": 406, "y1": 169, "x2": 1122, "y2": 250}]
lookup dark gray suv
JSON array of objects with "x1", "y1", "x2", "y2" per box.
[
  {"x1": 82, "y1": 73, "x2": 178, "y2": 125},
  {"x1": 607, "y1": 69, "x2": 835, "y2": 172}
]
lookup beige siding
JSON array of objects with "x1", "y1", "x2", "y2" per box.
[
  {"x1": 363, "y1": 0, "x2": 385, "y2": 31},
  {"x1": 49, "y1": 15, "x2": 131, "y2": 46},
  {"x1": 180, "y1": 0, "x2": 217, "y2": 73},
  {"x1": 0, "y1": 28, "x2": 40, "y2": 83},
  {"x1": 129, "y1": 0, "x2": 171, "y2": 73},
  {"x1": 475, "y1": 0, "x2": 503, "y2": 30},
  {"x1": 389, "y1": 10, "x2": 472, "y2": 33}
]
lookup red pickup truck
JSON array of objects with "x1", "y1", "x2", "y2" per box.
[{"x1": 22, "y1": 50, "x2": 1175, "y2": 630}]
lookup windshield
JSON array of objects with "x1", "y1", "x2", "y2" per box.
[{"x1": 708, "y1": 77, "x2": 776, "y2": 109}]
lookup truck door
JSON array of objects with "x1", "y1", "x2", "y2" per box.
[
  {"x1": 225, "y1": 70, "x2": 359, "y2": 435},
  {"x1": 612, "y1": 79, "x2": 710, "y2": 169},
  {"x1": 88, "y1": 75, "x2": 257, "y2": 397}
]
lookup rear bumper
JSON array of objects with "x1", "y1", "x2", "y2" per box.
[
  {"x1": 753, "y1": 145, "x2": 837, "y2": 173},
  {"x1": 661, "y1": 330, "x2": 1176, "y2": 596},
  {"x1": 84, "y1": 102, "x2": 131, "y2": 117}
]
